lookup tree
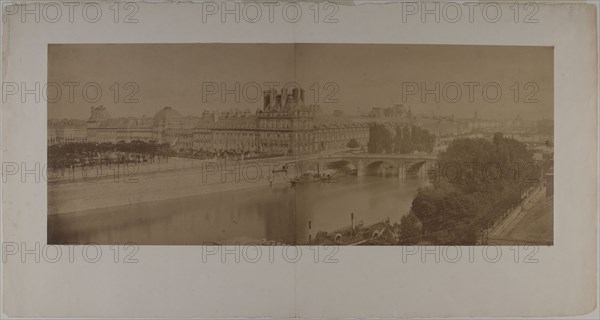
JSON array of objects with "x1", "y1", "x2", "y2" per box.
[
  {"x1": 409, "y1": 135, "x2": 535, "y2": 245},
  {"x1": 347, "y1": 138, "x2": 359, "y2": 149},
  {"x1": 410, "y1": 125, "x2": 435, "y2": 153},
  {"x1": 493, "y1": 132, "x2": 504, "y2": 146},
  {"x1": 392, "y1": 125, "x2": 435, "y2": 154},
  {"x1": 411, "y1": 186, "x2": 478, "y2": 244},
  {"x1": 367, "y1": 124, "x2": 393, "y2": 153},
  {"x1": 398, "y1": 213, "x2": 422, "y2": 245}
]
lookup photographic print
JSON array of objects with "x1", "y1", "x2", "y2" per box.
[{"x1": 47, "y1": 43, "x2": 554, "y2": 245}]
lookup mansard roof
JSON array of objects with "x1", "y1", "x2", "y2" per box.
[
  {"x1": 212, "y1": 114, "x2": 257, "y2": 130},
  {"x1": 162, "y1": 116, "x2": 208, "y2": 130},
  {"x1": 48, "y1": 119, "x2": 88, "y2": 129},
  {"x1": 194, "y1": 117, "x2": 217, "y2": 129},
  {"x1": 96, "y1": 117, "x2": 153, "y2": 129}
]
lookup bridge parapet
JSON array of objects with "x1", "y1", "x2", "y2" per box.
[
  {"x1": 318, "y1": 152, "x2": 439, "y2": 162},
  {"x1": 307, "y1": 153, "x2": 438, "y2": 177}
]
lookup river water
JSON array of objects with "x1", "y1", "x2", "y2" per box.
[{"x1": 48, "y1": 175, "x2": 423, "y2": 245}]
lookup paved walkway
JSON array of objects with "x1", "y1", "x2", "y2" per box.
[{"x1": 488, "y1": 187, "x2": 553, "y2": 245}]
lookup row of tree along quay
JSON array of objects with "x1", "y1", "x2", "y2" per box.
[
  {"x1": 47, "y1": 140, "x2": 291, "y2": 173},
  {"x1": 48, "y1": 140, "x2": 172, "y2": 167}
]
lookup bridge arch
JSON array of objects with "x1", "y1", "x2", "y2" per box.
[
  {"x1": 311, "y1": 153, "x2": 440, "y2": 177},
  {"x1": 364, "y1": 159, "x2": 397, "y2": 176},
  {"x1": 324, "y1": 159, "x2": 358, "y2": 172}
]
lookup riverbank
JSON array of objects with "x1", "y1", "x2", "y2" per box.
[
  {"x1": 48, "y1": 150, "x2": 369, "y2": 215},
  {"x1": 48, "y1": 158, "x2": 296, "y2": 215},
  {"x1": 47, "y1": 154, "x2": 313, "y2": 184}
]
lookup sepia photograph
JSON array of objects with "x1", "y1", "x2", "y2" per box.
[{"x1": 46, "y1": 43, "x2": 554, "y2": 246}]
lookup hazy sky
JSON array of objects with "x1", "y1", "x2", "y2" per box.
[{"x1": 48, "y1": 44, "x2": 553, "y2": 120}]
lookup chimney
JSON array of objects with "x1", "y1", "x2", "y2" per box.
[
  {"x1": 281, "y1": 88, "x2": 288, "y2": 107},
  {"x1": 270, "y1": 89, "x2": 277, "y2": 108},
  {"x1": 263, "y1": 90, "x2": 271, "y2": 109}
]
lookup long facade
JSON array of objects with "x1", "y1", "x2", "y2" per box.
[{"x1": 49, "y1": 88, "x2": 416, "y2": 155}]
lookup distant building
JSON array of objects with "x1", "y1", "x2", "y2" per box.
[
  {"x1": 48, "y1": 88, "x2": 379, "y2": 156},
  {"x1": 47, "y1": 119, "x2": 88, "y2": 145},
  {"x1": 368, "y1": 104, "x2": 412, "y2": 120}
]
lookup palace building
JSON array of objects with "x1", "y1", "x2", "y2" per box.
[
  {"x1": 47, "y1": 119, "x2": 88, "y2": 145},
  {"x1": 49, "y1": 88, "x2": 416, "y2": 155}
]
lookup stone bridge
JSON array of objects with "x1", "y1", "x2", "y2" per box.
[{"x1": 297, "y1": 152, "x2": 439, "y2": 178}]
